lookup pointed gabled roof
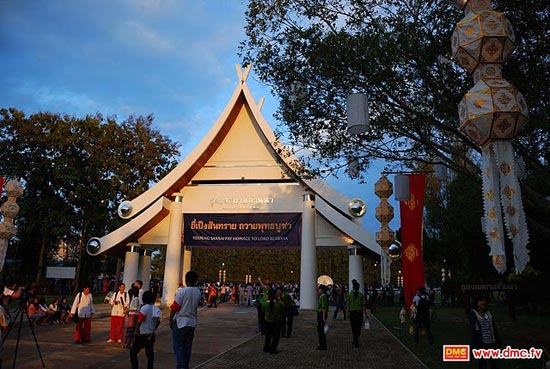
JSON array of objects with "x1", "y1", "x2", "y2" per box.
[{"x1": 89, "y1": 65, "x2": 380, "y2": 258}]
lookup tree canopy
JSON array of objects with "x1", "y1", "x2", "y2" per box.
[
  {"x1": 240, "y1": 0, "x2": 550, "y2": 282},
  {"x1": 0, "y1": 109, "x2": 179, "y2": 286}
]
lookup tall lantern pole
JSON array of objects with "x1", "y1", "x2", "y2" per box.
[
  {"x1": 0, "y1": 179, "x2": 24, "y2": 272},
  {"x1": 374, "y1": 176, "x2": 395, "y2": 287},
  {"x1": 449, "y1": 0, "x2": 529, "y2": 273}
]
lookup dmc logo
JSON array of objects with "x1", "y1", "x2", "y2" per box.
[{"x1": 443, "y1": 345, "x2": 470, "y2": 361}]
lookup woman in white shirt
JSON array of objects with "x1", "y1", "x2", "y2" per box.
[{"x1": 69, "y1": 285, "x2": 96, "y2": 344}]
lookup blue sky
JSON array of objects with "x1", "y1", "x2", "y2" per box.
[{"x1": 0, "y1": 0, "x2": 401, "y2": 234}]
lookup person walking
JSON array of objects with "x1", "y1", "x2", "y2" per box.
[
  {"x1": 124, "y1": 285, "x2": 142, "y2": 349},
  {"x1": 347, "y1": 279, "x2": 367, "y2": 348},
  {"x1": 468, "y1": 296, "x2": 502, "y2": 369},
  {"x1": 316, "y1": 284, "x2": 329, "y2": 351},
  {"x1": 69, "y1": 284, "x2": 96, "y2": 344},
  {"x1": 129, "y1": 291, "x2": 161, "y2": 369},
  {"x1": 108, "y1": 283, "x2": 129, "y2": 343},
  {"x1": 232, "y1": 283, "x2": 240, "y2": 305},
  {"x1": 246, "y1": 283, "x2": 254, "y2": 306},
  {"x1": 413, "y1": 287, "x2": 434, "y2": 345},
  {"x1": 332, "y1": 283, "x2": 347, "y2": 321},
  {"x1": 261, "y1": 287, "x2": 284, "y2": 354},
  {"x1": 207, "y1": 283, "x2": 218, "y2": 308},
  {"x1": 170, "y1": 271, "x2": 202, "y2": 369},
  {"x1": 280, "y1": 287, "x2": 296, "y2": 338}
]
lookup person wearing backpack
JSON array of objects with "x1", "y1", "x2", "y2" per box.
[
  {"x1": 413, "y1": 287, "x2": 433, "y2": 345},
  {"x1": 69, "y1": 284, "x2": 96, "y2": 344},
  {"x1": 108, "y1": 283, "x2": 129, "y2": 343}
]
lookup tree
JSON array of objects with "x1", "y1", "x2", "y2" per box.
[
  {"x1": 240, "y1": 0, "x2": 549, "y2": 178},
  {"x1": 0, "y1": 109, "x2": 179, "y2": 289},
  {"x1": 240, "y1": 0, "x2": 550, "y2": 281}
]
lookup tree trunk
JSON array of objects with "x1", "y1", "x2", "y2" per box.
[
  {"x1": 36, "y1": 235, "x2": 46, "y2": 284},
  {"x1": 74, "y1": 236, "x2": 83, "y2": 294}
]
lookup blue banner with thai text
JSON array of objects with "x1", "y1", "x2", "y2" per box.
[{"x1": 184, "y1": 213, "x2": 302, "y2": 247}]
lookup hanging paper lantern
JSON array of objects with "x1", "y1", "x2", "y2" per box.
[
  {"x1": 374, "y1": 174, "x2": 396, "y2": 287},
  {"x1": 458, "y1": 78, "x2": 528, "y2": 147},
  {"x1": 346, "y1": 93, "x2": 370, "y2": 135},
  {"x1": 1, "y1": 200, "x2": 20, "y2": 219},
  {"x1": 0, "y1": 222, "x2": 17, "y2": 239},
  {"x1": 4, "y1": 179, "x2": 24, "y2": 198},
  {"x1": 434, "y1": 163, "x2": 448, "y2": 182},
  {"x1": 375, "y1": 201, "x2": 394, "y2": 223},
  {"x1": 451, "y1": 0, "x2": 515, "y2": 77},
  {"x1": 394, "y1": 174, "x2": 410, "y2": 201},
  {"x1": 450, "y1": 0, "x2": 529, "y2": 273},
  {"x1": 0, "y1": 178, "x2": 24, "y2": 272},
  {"x1": 374, "y1": 176, "x2": 393, "y2": 198}
]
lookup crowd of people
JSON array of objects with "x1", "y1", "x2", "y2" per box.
[{"x1": 2, "y1": 274, "x2": 524, "y2": 369}]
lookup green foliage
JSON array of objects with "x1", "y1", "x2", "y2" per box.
[
  {"x1": 241, "y1": 0, "x2": 550, "y2": 282},
  {"x1": 0, "y1": 109, "x2": 179, "y2": 285},
  {"x1": 375, "y1": 304, "x2": 550, "y2": 369},
  {"x1": 241, "y1": 0, "x2": 549, "y2": 178},
  {"x1": 189, "y1": 247, "x2": 355, "y2": 284}
]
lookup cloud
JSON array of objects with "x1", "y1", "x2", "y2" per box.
[
  {"x1": 113, "y1": 20, "x2": 178, "y2": 54},
  {"x1": 15, "y1": 83, "x2": 100, "y2": 114}
]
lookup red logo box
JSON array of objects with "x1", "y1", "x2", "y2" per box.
[{"x1": 443, "y1": 345, "x2": 470, "y2": 361}]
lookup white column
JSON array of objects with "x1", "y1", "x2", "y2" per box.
[
  {"x1": 162, "y1": 194, "x2": 183, "y2": 307},
  {"x1": 123, "y1": 243, "x2": 140, "y2": 288},
  {"x1": 299, "y1": 192, "x2": 317, "y2": 310},
  {"x1": 348, "y1": 245, "x2": 365, "y2": 295},
  {"x1": 139, "y1": 249, "x2": 152, "y2": 291},
  {"x1": 181, "y1": 246, "x2": 192, "y2": 283},
  {"x1": 114, "y1": 258, "x2": 123, "y2": 289}
]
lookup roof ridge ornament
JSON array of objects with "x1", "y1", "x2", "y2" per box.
[{"x1": 235, "y1": 64, "x2": 251, "y2": 84}]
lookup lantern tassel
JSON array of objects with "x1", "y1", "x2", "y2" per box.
[
  {"x1": 492, "y1": 142, "x2": 530, "y2": 273},
  {"x1": 482, "y1": 146, "x2": 507, "y2": 274}
]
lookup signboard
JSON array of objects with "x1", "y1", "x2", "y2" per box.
[
  {"x1": 46, "y1": 266, "x2": 76, "y2": 279},
  {"x1": 184, "y1": 213, "x2": 302, "y2": 247}
]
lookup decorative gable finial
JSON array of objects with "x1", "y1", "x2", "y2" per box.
[{"x1": 235, "y1": 64, "x2": 251, "y2": 83}]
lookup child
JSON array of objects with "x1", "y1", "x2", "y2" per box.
[{"x1": 129, "y1": 291, "x2": 161, "y2": 369}]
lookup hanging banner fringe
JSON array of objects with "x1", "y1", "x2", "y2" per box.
[
  {"x1": 481, "y1": 143, "x2": 530, "y2": 274},
  {"x1": 492, "y1": 142, "x2": 530, "y2": 273},
  {"x1": 482, "y1": 147, "x2": 507, "y2": 274}
]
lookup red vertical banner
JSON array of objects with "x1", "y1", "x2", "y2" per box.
[
  {"x1": 0, "y1": 177, "x2": 4, "y2": 197},
  {"x1": 399, "y1": 174, "x2": 426, "y2": 311}
]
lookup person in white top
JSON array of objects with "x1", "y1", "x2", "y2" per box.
[
  {"x1": 170, "y1": 271, "x2": 201, "y2": 369},
  {"x1": 129, "y1": 290, "x2": 161, "y2": 369},
  {"x1": 69, "y1": 284, "x2": 96, "y2": 344},
  {"x1": 108, "y1": 283, "x2": 129, "y2": 343}
]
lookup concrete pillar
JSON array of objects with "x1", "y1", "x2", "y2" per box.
[
  {"x1": 123, "y1": 243, "x2": 141, "y2": 288},
  {"x1": 162, "y1": 194, "x2": 183, "y2": 307},
  {"x1": 299, "y1": 192, "x2": 317, "y2": 310},
  {"x1": 181, "y1": 246, "x2": 192, "y2": 284},
  {"x1": 114, "y1": 258, "x2": 123, "y2": 289},
  {"x1": 139, "y1": 249, "x2": 153, "y2": 291},
  {"x1": 348, "y1": 245, "x2": 365, "y2": 295}
]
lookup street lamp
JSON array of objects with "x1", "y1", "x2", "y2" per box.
[
  {"x1": 218, "y1": 262, "x2": 226, "y2": 283},
  {"x1": 397, "y1": 270, "x2": 403, "y2": 288}
]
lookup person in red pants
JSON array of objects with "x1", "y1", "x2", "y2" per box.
[
  {"x1": 108, "y1": 283, "x2": 129, "y2": 343},
  {"x1": 69, "y1": 284, "x2": 96, "y2": 343}
]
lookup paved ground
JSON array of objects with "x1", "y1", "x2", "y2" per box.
[{"x1": 2, "y1": 302, "x2": 429, "y2": 369}]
